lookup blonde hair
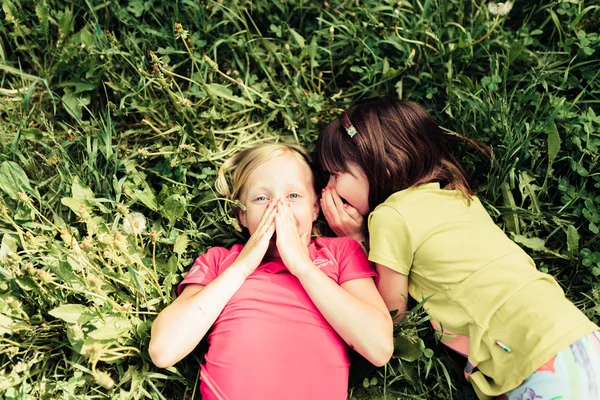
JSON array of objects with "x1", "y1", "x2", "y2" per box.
[{"x1": 215, "y1": 143, "x2": 316, "y2": 204}]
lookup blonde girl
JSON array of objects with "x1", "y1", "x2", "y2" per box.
[{"x1": 150, "y1": 143, "x2": 393, "y2": 400}]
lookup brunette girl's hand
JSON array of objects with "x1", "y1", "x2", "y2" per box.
[
  {"x1": 320, "y1": 186, "x2": 366, "y2": 244},
  {"x1": 232, "y1": 200, "x2": 277, "y2": 277},
  {"x1": 275, "y1": 198, "x2": 312, "y2": 275}
]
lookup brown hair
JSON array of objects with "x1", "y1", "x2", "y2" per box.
[{"x1": 316, "y1": 95, "x2": 490, "y2": 211}]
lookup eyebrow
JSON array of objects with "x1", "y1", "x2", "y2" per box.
[{"x1": 247, "y1": 183, "x2": 310, "y2": 196}]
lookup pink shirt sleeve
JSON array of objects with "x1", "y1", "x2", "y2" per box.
[
  {"x1": 335, "y1": 238, "x2": 378, "y2": 284},
  {"x1": 177, "y1": 247, "x2": 226, "y2": 295}
]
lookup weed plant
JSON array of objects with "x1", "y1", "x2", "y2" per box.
[{"x1": 0, "y1": 0, "x2": 599, "y2": 399}]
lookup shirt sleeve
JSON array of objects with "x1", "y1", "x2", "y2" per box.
[
  {"x1": 368, "y1": 205, "x2": 414, "y2": 275},
  {"x1": 177, "y1": 247, "x2": 223, "y2": 295},
  {"x1": 336, "y1": 238, "x2": 378, "y2": 284}
]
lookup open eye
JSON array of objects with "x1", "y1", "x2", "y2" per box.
[
  {"x1": 255, "y1": 195, "x2": 268, "y2": 202},
  {"x1": 288, "y1": 193, "x2": 300, "y2": 199}
]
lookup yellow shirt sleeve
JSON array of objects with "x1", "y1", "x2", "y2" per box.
[{"x1": 367, "y1": 205, "x2": 414, "y2": 275}]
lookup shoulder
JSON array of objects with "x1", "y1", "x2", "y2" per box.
[
  {"x1": 203, "y1": 244, "x2": 243, "y2": 259},
  {"x1": 372, "y1": 183, "x2": 474, "y2": 223},
  {"x1": 192, "y1": 244, "x2": 243, "y2": 269}
]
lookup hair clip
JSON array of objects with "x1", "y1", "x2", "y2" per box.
[{"x1": 340, "y1": 113, "x2": 357, "y2": 138}]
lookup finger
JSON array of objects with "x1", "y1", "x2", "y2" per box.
[
  {"x1": 300, "y1": 231, "x2": 311, "y2": 246},
  {"x1": 276, "y1": 198, "x2": 292, "y2": 226},
  {"x1": 255, "y1": 200, "x2": 278, "y2": 234},
  {"x1": 277, "y1": 198, "x2": 298, "y2": 234},
  {"x1": 320, "y1": 189, "x2": 341, "y2": 226},
  {"x1": 343, "y1": 203, "x2": 363, "y2": 225},
  {"x1": 328, "y1": 187, "x2": 347, "y2": 216}
]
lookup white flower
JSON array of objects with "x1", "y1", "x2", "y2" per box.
[
  {"x1": 123, "y1": 212, "x2": 147, "y2": 236},
  {"x1": 14, "y1": 362, "x2": 27, "y2": 374},
  {"x1": 488, "y1": 1, "x2": 513, "y2": 16}
]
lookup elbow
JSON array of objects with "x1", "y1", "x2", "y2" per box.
[
  {"x1": 368, "y1": 317, "x2": 394, "y2": 367},
  {"x1": 369, "y1": 339, "x2": 394, "y2": 367},
  {"x1": 359, "y1": 329, "x2": 394, "y2": 367},
  {"x1": 149, "y1": 339, "x2": 175, "y2": 369}
]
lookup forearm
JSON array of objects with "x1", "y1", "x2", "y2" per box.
[
  {"x1": 149, "y1": 265, "x2": 248, "y2": 368},
  {"x1": 295, "y1": 266, "x2": 393, "y2": 366}
]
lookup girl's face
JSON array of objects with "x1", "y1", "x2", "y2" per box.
[
  {"x1": 327, "y1": 162, "x2": 370, "y2": 216},
  {"x1": 239, "y1": 153, "x2": 319, "y2": 242}
]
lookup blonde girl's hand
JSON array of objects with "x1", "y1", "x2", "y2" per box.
[
  {"x1": 320, "y1": 186, "x2": 366, "y2": 244},
  {"x1": 233, "y1": 200, "x2": 277, "y2": 277},
  {"x1": 275, "y1": 198, "x2": 312, "y2": 275}
]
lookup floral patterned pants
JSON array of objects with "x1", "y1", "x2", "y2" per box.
[{"x1": 499, "y1": 331, "x2": 600, "y2": 400}]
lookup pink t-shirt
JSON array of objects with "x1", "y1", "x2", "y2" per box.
[{"x1": 178, "y1": 237, "x2": 376, "y2": 400}]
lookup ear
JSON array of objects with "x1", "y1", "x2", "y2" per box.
[
  {"x1": 312, "y1": 196, "x2": 320, "y2": 222},
  {"x1": 237, "y1": 210, "x2": 247, "y2": 228}
]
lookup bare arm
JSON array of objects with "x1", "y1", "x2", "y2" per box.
[
  {"x1": 296, "y1": 269, "x2": 394, "y2": 366},
  {"x1": 275, "y1": 198, "x2": 393, "y2": 366},
  {"x1": 375, "y1": 263, "x2": 409, "y2": 322},
  {"x1": 150, "y1": 202, "x2": 278, "y2": 368},
  {"x1": 149, "y1": 266, "x2": 248, "y2": 368}
]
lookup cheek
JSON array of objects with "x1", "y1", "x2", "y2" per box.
[
  {"x1": 245, "y1": 206, "x2": 266, "y2": 231},
  {"x1": 290, "y1": 204, "x2": 313, "y2": 228},
  {"x1": 336, "y1": 176, "x2": 352, "y2": 195}
]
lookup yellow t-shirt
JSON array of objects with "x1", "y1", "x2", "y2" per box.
[{"x1": 368, "y1": 183, "x2": 598, "y2": 399}]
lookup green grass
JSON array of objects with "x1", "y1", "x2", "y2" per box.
[{"x1": 1, "y1": 0, "x2": 599, "y2": 398}]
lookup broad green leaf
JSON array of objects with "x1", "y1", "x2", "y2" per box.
[
  {"x1": 35, "y1": 4, "x2": 49, "y2": 34},
  {"x1": 62, "y1": 87, "x2": 90, "y2": 121},
  {"x1": 518, "y1": 172, "x2": 541, "y2": 214},
  {"x1": 127, "y1": 0, "x2": 146, "y2": 17},
  {"x1": 566, "y1": 225, "x2": 579, "y2": 256},
  {"x1": 0, "y1": 313, "x2": 13, "y2": 335},
  {"x1": 162, "y1": 194, "x2": 186, "y2": 225},
  {"x1": 168, "y1": 255, "x2": 179, "y2": 274},
  {"x1": 67, "y1": 324, "x2": 85, "y2": 352},
  {"x1": 133, "y1": 188, "x2": 158, "y2": 211},
  {"x1": 0, "y1": 234, "x2": 18, "y2": 260},
  {"x1": 173, "y1": 234, "x2": 188, "y2": 256},
  {"x1": 513, "y1": 235, "x2": 547, "y2": 252},
  {"x1": 204, "y1": 83, "x2": 255, "y2": 107},
  {"x1": 89, "y1": 316, "x2": 132, "y2": 340},
  {"x1": 72, "y1": 176, "x2": 95, "y2": 200},
  {"x1": 80, "y1": 28, "x2": 95, "y2": 49},
  {"x1": 394, "y1": 335, "x2": 422, "y2": 362},
  {"x1": 289, "y1": 28, "x2": 305, "y2": 48},
  {"x1": 74, "y1": 82, "x2": 97, "y2": 94},
  {"x1": 49, "y1": 304, "x2": 91, "y2": 324},
  {"x1": 0, "y1": 312, "x2": 30, "y2": 335},
  {"x1": 0, "y1": 161, "x2": 35, "y2": 200},
  {"x1": 61, "y1": 197, "x2": 85, "y2": 213},
  {"x1": 547, "y1": 121, "x2": 561, "y2": 164},
  {"x1": 501, "y1": 182, "x2": 520, "y2": 235},
  {"x1": 58, "y1": 8, "x2": 74, "y2": 35}
]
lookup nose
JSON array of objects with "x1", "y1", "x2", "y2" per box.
[{"x1": 327, "y1": 175, "x2": 335, "y2": 188}]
